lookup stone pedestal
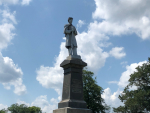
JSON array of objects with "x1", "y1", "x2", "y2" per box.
[
  {"x1": 53, "y1": 107, "x2": 92, "y2": 113},
  {"x1": 53, "y1": 57, "x2": 92, "y2": 113}
]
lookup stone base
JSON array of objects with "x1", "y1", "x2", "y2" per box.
[
  {"x1": 53, "y1": 107, "x2": 92, "y2": 113},
  {"x1": 58, "y1": 99, "x2": 87, "y2": 109},
  {"x1": 66, "y1": 55, "x2": 81, "y2": 60}
]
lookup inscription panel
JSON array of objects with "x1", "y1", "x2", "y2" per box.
[
  {"x1": 62, "y1": 74, "x2": 70, "y2": 100},
  {"x1": 71, "y1": 79, "x2": 82, "y2": 93}
]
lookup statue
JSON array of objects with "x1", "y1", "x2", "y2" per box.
[
  {"x1": 53, "y1": 17, "x2": 92, "y2": 113},
  {"x1": 64, "y1": 17, "x2": 80, "y2": 59}
]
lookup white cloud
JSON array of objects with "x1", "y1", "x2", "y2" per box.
[
  {"x1": 2, "y1": 10, "x2": 17, "y2": 24},
  {"x1": 77, "y1": 20, "x2": 85, "y2": 28},
  {"x1": 36, "y1": 42, "x2": 66, "y2": 95},
  {"x1": 1, "y1": 96, "x2": 58, "y2": 113},
  {"x1": 102, "y1": 88, "x2": 124, "y2": 110},
  {"x1": 17, "y1": 100, "x2": 30, "y2": 107},
  {"x1": 0, "y1": 104, "x2": 7, "y2": 110},
  {"x1": 109, "y1": 47, "x2": 126, "y2": 59},
  {"x1": 0, "y1": 0, "x2": 32, "y2": 5},
  {"x1": 108, "y1": 81, "x2": 118, "y2": 84},
  {"x1": 0, "y1": 8, "x2": 16, "y2": 50},
  {"x1": 0, "y1": 8, "x2": 26, "y2": 95},
  {"x1": 121, "y1": 61, "x2": 128, "y2": 68},
  {"x1": 21, "y1": 0, "x2": 32, "y2": 5},
  {"x1": 105, "y1": 60, "x2": 147, "y2": 109},
  {"x1": 0, "y1": 54, "x2": 27, "y2": 95},
  {"x1": 0, "y1": 0, "x2": 19, "y2": 5},
  {"x1": 31, "y1": 95, "x2": 58, "y2": 113},
  {"x1": 120, "y1": 61, "x2": 128, "y2": 65},
  {"x1": 16, "y1": 95, "x2": 60, "y2": 113},
  {"x1": 118, "y1": 61, "x2": 146, "y2": 88},
  {"x1": 92, "y1": 0, "x2": 150, "y2": 40}
]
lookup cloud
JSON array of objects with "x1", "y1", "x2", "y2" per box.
[
  {"x1": 118, "y1": 61, "x2": 147, "y2": 88},
  {"x1": 104, "y1": 60, "x2": 147, "y2": 109},
  {"x1": 0, "y1": 8, "x2": 26, "y2": 95},
  {"x1": 0, "y1": 0, "x2": 32, "y2": 5},
  {"x1": 108, "y1": 81, "x2": 118, "y2": 84},
  {"x1": 92, "y1": 0, "x2": 150, "y2": 39},
  {"x1": 102, "y1": 88, "x2": 124, "y2": 109},
  {"x1": 17, "y1": 100, "x2": 30, "y2": 107},
  {"x1": 16, "y1": 95, "x2": 60, "y2": 113},
  {"x1": 17, "y1": 95, "x2": 60, "y2": 113},
  {"x1": 120, "y1": 61, "x2": 128, "y2": 67},
  {"x1": 36, "y1": 42, "x2": 67, "y2": 95},
  {"x1": 77, "y1": 20, "x2": 85, "y2": 28},
  {"x1": 0, "y1": 104, "x2": 7, "y2": 110},
  {"x1": 0, "y1": 95, "x2": 59, "y2": 113},
  {"x1": 109, "y1": 47, "x2": 126, "y2": 59},
  {"x1": 21, "y1": 0, "x2": 32, "y2": 5},
  {"x1": 0, "y1": 8, "x2": 16, "y2": 50},
  {"x1": 0, "y1": 54, "x2": 27, "y2": 95},
  {"x1": 31, "y1": 95, "x2": 58, "y2": 113},
  {"x1": 0, "y1": 0, "x2": 19, "y2": 5}
]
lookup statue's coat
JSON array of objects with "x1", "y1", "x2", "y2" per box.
[{"x1": 64, "y1": 24, "x2": 77, "y2": 49}]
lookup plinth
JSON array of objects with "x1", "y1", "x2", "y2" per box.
[{"x1": 53, "y1": 56, "x2": 92, "y2": 113}]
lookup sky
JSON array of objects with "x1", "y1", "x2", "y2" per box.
[{"x1": 0, "y1": 0, "x2": 150, "y2": 112}]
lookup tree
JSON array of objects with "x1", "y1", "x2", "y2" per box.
[
  {"x1": 8, "y1": 103, "x2": 21, "y2": 113},
  {"x1": 7, "y1": 103, "x2": 42, "y2": 113},
  {"x1": 28, "y1": 106, "x2": 42, "y2": 113},
  {"x1": 113, "y1": 106, "x2": 129, "y2": 113},
  {"x1": 113, "y1": 58, "x2": 150, "y2": 113},
  {"x1": 0, "y1": 109, "x2": 7, "y2": 113},
  {"x1": 82, "y1": 69, "x2": 111, "y2": 113}
]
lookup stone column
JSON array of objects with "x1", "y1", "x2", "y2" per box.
[{"x1": 53, "y1": 58, "x2": 92, "y2": 113}]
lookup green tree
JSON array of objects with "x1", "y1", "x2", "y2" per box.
[
  {"x1": 113, "y1": 58, "x2": 150, "y2": 113},
  {"x1": 7, "y1": 103, "x2": 42, "y2": 113},
  {"x1": 82, "y1": 69, "x2": 110, "y2": 113},
  {"x1": 113, "y1": 106, "x2": 129, "y2": 113},
  {"x1": 28, "y1": 106, "x2": 42, "y2": 113},
  {"x1": 8, "y1": 103, "x2": 20, "y2": 113},
  {"x1": 0, "y1": 109, "x2": 7, "y2": 113}
]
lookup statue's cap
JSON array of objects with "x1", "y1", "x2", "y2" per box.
[{"x1": 68, "y1": 17, "x2": 73, "y2": 22}]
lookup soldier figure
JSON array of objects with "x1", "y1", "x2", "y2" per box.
[{"x1": 64, "y1": 17, "x2": 78, "y2": 56}]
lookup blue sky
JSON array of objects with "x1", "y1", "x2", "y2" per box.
[{"x1": 0, "y1": 0, "x2": 150, "y2": 112}]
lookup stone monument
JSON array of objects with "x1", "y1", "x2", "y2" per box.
[{"x1": 53, "y1": 17, "x2": 92, "y2": 113}]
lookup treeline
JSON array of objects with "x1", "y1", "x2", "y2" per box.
[
  {"x1": 0, "y1": 104, "x2": 43, "y2": 113},
  {"x1": 113, "y1": 58, "x2": 150, "y2": 113}
]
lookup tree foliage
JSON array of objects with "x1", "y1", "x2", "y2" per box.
[
  {"x1": 7, "y1": 103, "x2": 42, "y2": 113},
  {"x1": 28, "y1": 106, "x2": 42, "y2": 113},
  {"x1": 113, "y1": 58, "x2": 150, "y2": 113},
  {"x1": 82, "y1": 69, "x2": 111, "y2": 113},
  {"x1": 0, "y1": 109, "x2": 7, "y2": 113}
]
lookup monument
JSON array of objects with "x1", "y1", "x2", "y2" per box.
[{"x1": 53, "y1": 17, "x2": 92, "y2": 113}]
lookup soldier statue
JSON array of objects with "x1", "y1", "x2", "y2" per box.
[{"x1": 64, "y1": 17, "x2": 80, "y2": 59}]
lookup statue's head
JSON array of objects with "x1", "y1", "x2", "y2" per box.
[{"x1": 68, "y1": 17, "x2": 73, "y2": 24}]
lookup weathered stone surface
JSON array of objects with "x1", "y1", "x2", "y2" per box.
[
  {"x1": 58, "y1": 59, "x2": 87, "y2": 109},
  {"x1": 53, "y1": 107, "x2": 92, "y2": 113}
]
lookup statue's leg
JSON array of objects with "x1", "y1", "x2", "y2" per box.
[
  {"x1": 68, "y1": 47, "x2": 72, "y2": 55},
  {"x1": 73, "y1": 47, "x2": 77, "y2": 56}
]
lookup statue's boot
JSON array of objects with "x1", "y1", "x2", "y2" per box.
[
  {"x1": 68, "y1": 48, "x2": 72, "y2": 55},
  {"x1": 73, "y1": 47, "x2": 77, "y2": 56}
]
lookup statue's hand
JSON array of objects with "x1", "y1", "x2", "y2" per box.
[{"x1": 71, "y1": 26, "x2": 75, "y2": 31}]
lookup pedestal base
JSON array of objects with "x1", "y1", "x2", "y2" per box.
[
  {"x1": 58, "y1": 99, "x2": 87, "y2": 108},
  {"x1": 53, "y1": 107, "x2": 92, "y2": 113},
  {"x1": 66, "y1": 55, "x2": 81, "y2": 60}
]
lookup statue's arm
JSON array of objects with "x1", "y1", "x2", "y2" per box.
[
  {"x1": 64, "y1": 27, "x2": 72, "y2": 34},
  {"x1": 74, "y1": 28, "x2": 77, "y2": 36}
]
